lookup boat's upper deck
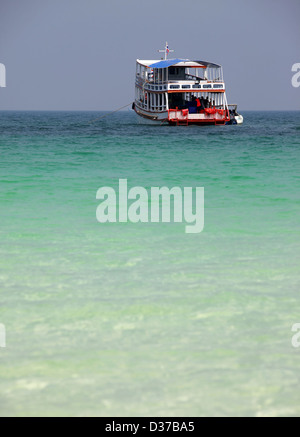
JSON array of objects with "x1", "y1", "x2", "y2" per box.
[
  {"x1": 136, "y1": 58, "x2": 225, "y2": 92},
  {"x1": 137, "y1": 59, "x2": 221, "y2": 69}
]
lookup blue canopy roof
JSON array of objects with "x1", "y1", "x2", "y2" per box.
[
  {"x1": 149, "y1": 58, "x2": 186, "y2": 69},
  {"x1": 149, "y1": 58, "x2": 221, "y2": 69}
]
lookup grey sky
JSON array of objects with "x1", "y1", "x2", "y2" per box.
[{"x1": 0, "y1": 0, "x2": 299, "y2": 111}]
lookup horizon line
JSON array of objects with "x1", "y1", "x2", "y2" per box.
[{"x1": 0, "y1": 109, "x2": 299, "y2": 112}]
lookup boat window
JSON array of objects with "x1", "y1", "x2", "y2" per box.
[
  {"x1": 170, "y1": 85, "x2": 180, "y2": 89},
  {"x1": 192, "y1": 84, "x2": 201, "y2": 88},
  {"x1": 182, "y1": 85, "x2": 190, "y2": 89},
  {"x1": 203, "y1": 84, "x2": 212, "y2": 89},
  {"x1": 213, "y1": 84, "x2": 223, "y2": 88}
]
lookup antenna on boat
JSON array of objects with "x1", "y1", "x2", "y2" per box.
[{"x1": 158, "y1": 41, "x2": 174, "y2": 60}]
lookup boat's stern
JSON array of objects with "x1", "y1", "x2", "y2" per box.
[{"x1": 167, "y1": 108, "x2": 230, "y2": 126}]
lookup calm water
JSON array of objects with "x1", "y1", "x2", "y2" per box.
[{"x1": 0, "y1": 110, "x2": 299, "y2": 416}]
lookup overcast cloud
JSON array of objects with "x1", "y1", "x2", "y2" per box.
[{"x1": 0, "y1": 0, "x2": 299, "y2": 111}]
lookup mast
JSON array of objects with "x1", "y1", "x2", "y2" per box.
[{"x1": 158, "y1": 41, "x2": 174, "y2": 60}]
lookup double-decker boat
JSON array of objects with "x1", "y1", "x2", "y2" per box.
[{"x1": 133, "y1": 42, "x2": 243, "y2": 126}]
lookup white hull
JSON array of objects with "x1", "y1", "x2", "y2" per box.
[{"x1": 134, "y1": 105, "x2": 168, "y2": 124}]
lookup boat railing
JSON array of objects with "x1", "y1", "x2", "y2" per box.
[{"x1": 136, "y1": 74, "x2": 223, "y2": 86}]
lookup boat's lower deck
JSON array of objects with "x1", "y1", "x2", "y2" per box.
[
  {"x1": 133, "y1": 103, "x2": 234, "y2": 126},
  {"x1": 168, "y1": 108, "x2": 230, "y2": 125}
]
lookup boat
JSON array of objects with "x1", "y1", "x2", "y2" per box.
[{"x1": 133, "y1": 42, "x2": 243, "y2": 126}]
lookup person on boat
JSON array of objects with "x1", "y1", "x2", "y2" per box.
[{"x1": 196, "y1": 97, "x2": 201, "y2": 113}]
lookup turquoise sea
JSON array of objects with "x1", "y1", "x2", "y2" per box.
[{"x1": 0, "y1": 110, "x2": 299, "y2": 417}]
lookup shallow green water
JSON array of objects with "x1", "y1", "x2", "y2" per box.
[{"x1": 0, "y1": 110, "x2": 299, "y2": 416}]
